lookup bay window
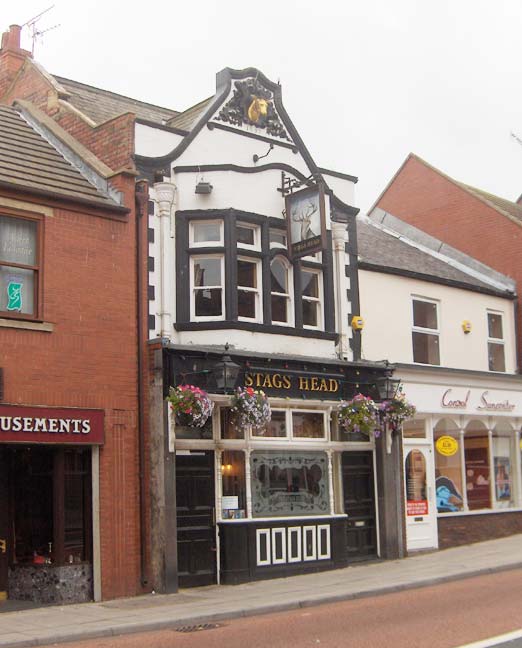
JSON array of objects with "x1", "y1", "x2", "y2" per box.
[
  {"x1": 0, "y1": 214, "x2": 40, "y2": 318},
  {"x1": 191, "y1": 256, "x2": 224, "y2": 320},
  {"x1": 237, "y1": 257, "x2": 261, "y2": 321}
]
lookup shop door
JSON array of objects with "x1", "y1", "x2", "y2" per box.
[
  {"x1": 0, "y1": 448, "x2": 7, "y2": 601},
  {"x1": 176, "y1": 451, "x2": 216, "y2": 588},
  {"x1": 404, "y1": 445, "x2": 438, "y2": 551},
  {"x1": 342, "y1": 452, "x2": 377, "y2": 560}
]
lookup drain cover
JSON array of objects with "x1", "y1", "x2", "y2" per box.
[{"x1": 175, "y1": 623, "x2": 223, "y2": 633}]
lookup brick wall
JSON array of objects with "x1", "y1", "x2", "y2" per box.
[
  {"x1": 438, "y1": 512, "x2": 522, "y2": 548},
  {"x1": 0, "y1": 191, "x2": 141, "y2": 600},
  {"x1": 376, "y1": 155, "x2": 522, "y2": 365}
]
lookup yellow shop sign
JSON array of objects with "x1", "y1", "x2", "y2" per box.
[{"x1": 436, "y1": 435, "x2": 459, "y2": 457}]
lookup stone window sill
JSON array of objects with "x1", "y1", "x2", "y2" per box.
[{"x1": 0, "y1": 318, "x2": 54, "y2": 332}]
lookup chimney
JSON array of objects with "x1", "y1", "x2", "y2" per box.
[{"x1": 0, "y1": 24, "x2": 32, "y2": 99}]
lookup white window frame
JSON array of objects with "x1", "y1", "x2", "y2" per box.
[
  {"x1": 250, "y1": 408, "x2": 328, "y2": 442},
  {"x1": 269, "y1": 228, "x2": 287, "y2": 249},
  {"x1": 237, "y1": 256, "x2": 262, "y2": 323},
  {"x1": 189, "y1": 219, "x2": 224, "y2": 247},
  {"x1": 487, "y1": 310, "x2": 505, "y2": 373},
  {"x1": 412, "y1": 297, "x2": 440, "y2": 365},
  {"x1": 237, "y1": 222, "x2": 261, "y2": 251},
  {"x1": 301, "y1": 268, "x2": 323, "y2": 330},
  {"x1": 270, "y1": 256, "x2": 294, "y2": 327},
  {"x1": 190, "y1": 254, "x2": 225, "y2": 321}
]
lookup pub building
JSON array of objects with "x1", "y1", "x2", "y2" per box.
[
  {"x1": 148, "y1": 345, "x2": 405, "y2": 588},
  {"x1": 0, "y1": 405, "x2": 103, "y2": 603}
]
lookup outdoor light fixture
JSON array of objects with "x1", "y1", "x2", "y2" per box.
[
  {"x1": 376, "y1": 361, "x2": 401, "y2": 401},
  {"x1": 195, "y1": 181, "x2": 213, "y2": 194},
  {"x1": 212, "y1": 343, "x2": 240, "y2": 394}
]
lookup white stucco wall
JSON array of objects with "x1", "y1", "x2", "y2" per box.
[
  {"x1": 358, "y1": 270, "x2": 517, "y2": 373},
  {"x1": 135, "y1": 123, "x2": 183, "y2": 157}
]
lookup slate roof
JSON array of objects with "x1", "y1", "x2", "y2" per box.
[
  {"x1": 357, "y1": 216, "x2": 514, "y2": 296},
  {"x1": 0, "y1": 104, "x2": 119, "y2": 208},
  {"x1": 54, "y1": 76, "x2": 179, "y2": 125},
  {"x1": 166, "y1": 97, "x2": 213, "y2": 131}
]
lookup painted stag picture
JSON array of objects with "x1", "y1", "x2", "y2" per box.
[{"x1": 286, "y1": 184, "x2": 326, "y2": 258}]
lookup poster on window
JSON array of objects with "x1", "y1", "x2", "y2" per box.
[
  {"x1": 494, "y1": 456, "x2": 511, "y2": 501},
  {"x1": 286, "y1": 184, "x2": 327, "y2": 259}
]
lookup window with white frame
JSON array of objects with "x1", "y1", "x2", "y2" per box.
[
  {"x1": 302, "y1": 269, "x2": 322, "y2": 329},
  {"x1": 412, "y1": 298, "x2": 440, "y2": 365},
  {"x1": 237, "y1": 257, "x2": 261, "y2": 321},
  {"x1": 269, "y1": 229, "x2": 287, "y2": 248},
  {"x1": 488, "y1": 311, "x2": 505, "y2": 372},
  {"x1": 189, "y1": 220, "x2": 223, "y2": 247},
  {"x1": 237, "y1": 222, "x2": 260, "y2": 250},
  {"x1": 271, "y1": 257, "x2": 292, "y2": 325},
  {"x1": 191, "y1": 256, "x2": 224, "y2": 320},
  {"x1": 252, "y1": 408, "x2": 327, "y2": 440}
]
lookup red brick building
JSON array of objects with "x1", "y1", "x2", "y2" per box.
[{"x1": 0, "y1": 51, "x2": 144, "y2": 601}]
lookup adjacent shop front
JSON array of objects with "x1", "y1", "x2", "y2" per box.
[
  {"x1": 0, "y1": 404, "x2": 103, "y2": 604},
  {"x1": 399, "y1": 368, "x2": 522, "y2": 551},
  {"x1": 158, "y1": 347, "x2": 398, "y2": 588}
]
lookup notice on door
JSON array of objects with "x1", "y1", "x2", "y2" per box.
[{"x1": 407, "y1": 500, "x2": 428, "y2": 516}]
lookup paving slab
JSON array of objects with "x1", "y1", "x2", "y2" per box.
[{"x1": 0, "y1": 534, "x2": 521, "y2": 648}]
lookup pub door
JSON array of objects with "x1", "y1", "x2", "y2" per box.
[
  {"x1": 342, "y1": 451, "x2": 377, "y2": 560},
  {"x1": 0, "y1": 448, "x2": 8, "y2": 601},
  {"x1": 175, "y1": 451, "x2": 216, "y2": 588}
]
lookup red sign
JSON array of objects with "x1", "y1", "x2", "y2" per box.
[
  {"x1": 0, "y1": 404, "x2": 104, "y2": 445},
  {"x1": 407, "y1": 500, "x2": 428, "y2": 516}
]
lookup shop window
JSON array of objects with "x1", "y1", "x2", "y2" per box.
[
  {"x1": 220, "y1": 407, "x2": 244, "y2": 440},
  {"x1": 292, "y1": 411, "x2": 326, "y2": 439},
  {"x1": 302, "y1": 269, "x2": 322, "y2": 329},
  {"x1": 221, "y1": 450, "x2": 246, "y2": 519},
  {"x1": 403, "y1": 419, "x2": 426, "y2": 439},
  {"x1": 191, "y1": 256, "x2": 224, "y2": 320},
  {"x1": 0, "y1": 214, "x2": 40, "y2": 318},
  {"x1": 237, "y1": 257, "x2": 261, "y2": 321},
  {"x1": 492, "y1": 424, "x2": 515, "y2": 507},
  {"x1": 9, "y1": 446, "x2": 91, "y2": 565},
  {"x1": 250, "y1": 451, "x2": 330, "y2": 517},
  {"x1": 464, "y1": 421, "x2": 490, "y2": 511},
  {"x1": 189, "y1": 220, "x2": 223, "y2": 246},
  {"x1": 488, "y1": 312, "x2": 505, "y2": 372},
  {"x1": 412, "y1": 298, "x2": 440, "y2": 365},
  {"x1": 237, "y1": 223, "x2": 260, "y2": 250},
  {"x1": 434, "y1": 419, "x2": 464, "y2": 513},
  {"x1": 271, "y1": 257, "x2": 292, "y2": 325},
  {"x1": 253, "y1": 409, "x2": 287, "y2": 438}
]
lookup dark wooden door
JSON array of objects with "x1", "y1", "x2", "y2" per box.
[
  {"x1": 176, "y1": 451, "x2": 216, "y2": 588},
  {"x1": 0, "y1": 448, "x2": 8, "y2": 601},
  {"x1": 342, "y1": 451, "x2": 377, "y2": 560}
]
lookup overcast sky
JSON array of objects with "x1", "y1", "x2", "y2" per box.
[{"x1": 5, "y1": 0, "x2": 522, "y2": 212}]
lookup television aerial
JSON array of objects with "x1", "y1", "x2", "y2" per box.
[{"x1": 22, "y1": 5, "x2": 60, "y2": 56}]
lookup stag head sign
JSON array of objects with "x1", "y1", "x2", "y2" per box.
[{"x1": 286, "y1": 184, "x2": 327, "y2": 258}]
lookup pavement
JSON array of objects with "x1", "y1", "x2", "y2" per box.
[{"x1": 1, "y1": 534, "x2": 522, "y2": 648}]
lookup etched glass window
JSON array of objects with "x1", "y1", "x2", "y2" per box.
[{"x1": 250, "y1": 451, "x2": 330, "y2": 517}]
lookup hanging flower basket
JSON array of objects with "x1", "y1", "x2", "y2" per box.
[
  {"x1": 338, "y1": 393, "x2": 379, "y2": 437},
  {"x1": 166, "y1": 384, "x2": 214, "y2": 428},
  {"x1": 378, "y1": 391, "x2": 416, "y2": 433},
  {"x1": 230, "y1": 387, "x2": 271, "y2": 432}
]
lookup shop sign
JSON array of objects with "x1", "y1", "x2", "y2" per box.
[
  {"x1": 441, "y1": 389, "x2": 516, "y2": 412},
  {"x1": 245, "y1": 371, "x2": 340, "y2": 396},
  {"x1": 0, "y1": 405, "x2": 104, "y2": 445},
  {"x1": 286, "y1": 183, "x2": 327, "y2": 259},
  {"x1": 436, "y1": 435, "x2": 459, "y2": 457},
  {"x1": 407, "y1": 500, "x2": 428, "y2": 516}
]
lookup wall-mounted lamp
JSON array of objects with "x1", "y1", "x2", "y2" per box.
[
  {"x1": 195, "y1": 181, "x2": 213, "y2": 194},
  {"x1": 221, "y1": 463, "x2": 233, "y2": 474},
  {"x1": 212, "y1": 343, "x2": 240, "y2": 394},
  {"x1": 462, "y1": 320, "x2": 472, "y2": 334},
  {"x1": 351, "y1": 315, "x2": 365, "y2": 331},
  {"x1": 376, "y1": 361, "x2": 402, "y2": 454}
]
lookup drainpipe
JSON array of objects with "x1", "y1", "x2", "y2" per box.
[
  {"x1": 331, "y1": 221, "x2": 349, "y2": 359},
  {"x1": 153, "y1": 182, "x2": 176, "y2": 339},
  {"x1": 135, "y1": 179, "x2": 149, "y2": 588}
]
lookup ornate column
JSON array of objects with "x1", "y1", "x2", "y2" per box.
[{"x1": 153, "y1": 181, "x2": 176, "y2": 339}]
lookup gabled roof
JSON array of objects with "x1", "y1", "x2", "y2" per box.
[
  {"x1": 54, "y1": 76, "x2": 179, "y2": 126},
  {"x1": 371, "y1": 153, "x2": 522, "y2": 226},
  {"x1": 166, "y1": 97, "x2": 213, "y2": 131},
  {"x1": 358, "y1": 214, "x2": 516, "y2": 298},
  {"x1": 0, "y1": 104, "x2": 122, "y2": 210}
]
